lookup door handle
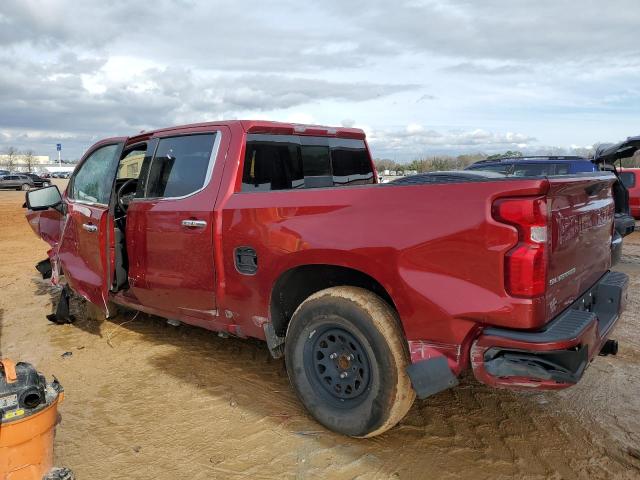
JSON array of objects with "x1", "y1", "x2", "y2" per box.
[
  {"x1": 181, "y1": 219, "x2": 207, "y2": 229},
  {"x1": 82, "y1": 223, "x2": 98, "y2": 233}
]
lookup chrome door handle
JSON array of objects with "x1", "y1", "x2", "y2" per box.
[
  {"x1": 181, "y1": 219, "x2": 207, "y2": 228},
  {"x1": 82, "y1": 223, "x2": 98, "y2": 233}
]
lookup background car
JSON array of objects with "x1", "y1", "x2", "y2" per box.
[
  {"x1": 23, "y1": 173, "x2": 52, "y2": 188},
  {"x1": 0, "y1": 174, "x2": 35, "y2": 190},
  {"x1": 0, "y1": 169, "x2": 9, "y2": 177},
  {"x1": 465, "y1": 156, "x2": 597, "y2": 175},
  {"x1": 391, "y1": 170, "x2": 507, "y2": 184}
]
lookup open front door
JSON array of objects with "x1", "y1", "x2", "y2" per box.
[{"x1": 57, "y1": 140, "x2": 125, "y2": 311}]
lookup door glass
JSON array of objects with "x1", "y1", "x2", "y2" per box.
[
  {"x1": 145, "y1": 134, "x2": 216, "y2": 198},
  {"x1": 70, "y1": 144, "x2": 120, "y2": 204}
]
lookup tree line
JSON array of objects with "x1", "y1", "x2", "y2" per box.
[
  {"x1": 1, "y1": 146, "x2": 38, "y2": 171},
  {"x1": 375, "y1": 152, "x2": 500, "y2": 174}
]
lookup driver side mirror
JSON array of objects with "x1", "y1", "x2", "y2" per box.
[{"x1": 26, "y1": 185, "x2": 63, "y2": 211}]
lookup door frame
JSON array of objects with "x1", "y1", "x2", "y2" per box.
[
  {"x1": 62, "y1": 137, "x2": 126, "y2": 312},
  {"x1": 116, "y1": 125, "x2": 229, "y2": 324}
]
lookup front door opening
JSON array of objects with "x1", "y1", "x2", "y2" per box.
[{"x1": 111, "y1": 142, "x2": 148, "y2": 292}]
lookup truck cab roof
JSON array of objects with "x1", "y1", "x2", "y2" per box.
[{"x1": 126, "y1": 120, "x2": 366, "y2": 145}]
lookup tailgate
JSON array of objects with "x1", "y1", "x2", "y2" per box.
[{"x1": 545, "y1": 174, "x2": 616, "y2": 321}]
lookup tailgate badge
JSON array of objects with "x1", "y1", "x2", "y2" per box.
[{"x1": 549, "y1": 267, "x2": 576, "y2": 286}]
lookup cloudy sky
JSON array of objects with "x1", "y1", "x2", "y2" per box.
[{"x1": 1, "y1": 0, "x2": 639, "y2": 161}]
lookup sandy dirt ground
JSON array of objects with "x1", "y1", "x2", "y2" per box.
[{"x1": 1, "y1": 182, "x2": 639, "y2": 479}]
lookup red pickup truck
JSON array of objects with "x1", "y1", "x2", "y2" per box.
[{"x1": 25, "y1": 120, "x2": 628, "y2": 437}]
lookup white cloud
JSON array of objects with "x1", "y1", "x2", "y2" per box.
[
  {"x1": 284, "y1": 112, "x2": 315, "y2": 124},
  {"x1": 0, "y1": 0, "x2": 638, "y2": 159},
  {"x1": 368, "y1": 125, "x2": 537, "y2": 157}
]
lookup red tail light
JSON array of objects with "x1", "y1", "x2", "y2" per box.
[{"x1": 492, "y1": 196, "x2": 548, "y2": 297}]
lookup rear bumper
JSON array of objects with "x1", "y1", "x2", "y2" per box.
[{"x1": 471, "y1": 271, "x2": 628, "y2": 390}]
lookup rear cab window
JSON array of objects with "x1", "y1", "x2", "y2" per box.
[{"x1": 241, "y1": 134, "x2": 374, "y2": 192}]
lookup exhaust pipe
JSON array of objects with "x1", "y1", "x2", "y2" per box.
[{"x1": 599, "y1": 339, "x2": 618, "y2": 356}]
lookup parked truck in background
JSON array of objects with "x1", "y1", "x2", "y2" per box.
[
  {"x1": 619, "y1": 168, "x2": 640, "y2": 219},
  {"x1": 24, "y1": 121, "x2": 629, "y2": 437}
]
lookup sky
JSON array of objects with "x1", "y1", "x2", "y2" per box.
[{"x1": 0, "y1": 0, "x2": 639, "y2": 162}]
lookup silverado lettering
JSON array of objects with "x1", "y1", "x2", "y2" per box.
[{"x1": 556, "y1": 204, "x2": 614, "y2": 247}]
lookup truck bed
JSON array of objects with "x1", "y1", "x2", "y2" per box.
[{"x1": 220, "y1": 172, "x2": 617, "y2": 348}]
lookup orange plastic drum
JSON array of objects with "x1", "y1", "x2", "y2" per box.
[{"x1": 0, "y1": 359, "x2": 64, "y2": 480}]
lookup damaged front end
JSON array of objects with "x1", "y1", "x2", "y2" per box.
[
  {"x1": 34, "y1": 258, "x2": 74, "y2": 324},
  {"x1": 34, "y1": 251, "x2": 62, "y2": 286}
]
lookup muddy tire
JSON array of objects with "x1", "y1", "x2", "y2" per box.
[{"x1": 285, "y1": 286, "x2": 415, "y2": 437}]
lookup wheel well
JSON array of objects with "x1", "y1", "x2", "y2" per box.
[{"x1": 269, "y1": 265, "x2": 396, "y2": 336}]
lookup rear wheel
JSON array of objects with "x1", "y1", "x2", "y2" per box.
[
  {"x1": 285, "y1": 286, "x2": 415, "y2": 437},
  {"x1": 21, "y1": 183, "x2": 30, "y2": 191}
]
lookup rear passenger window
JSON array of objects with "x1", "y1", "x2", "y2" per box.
[
  {"x1": 620, "y1": 172, "x2": 636, "y2": 188},
  {"x1": 242, "y1": 141, "x2": 304, "y2": 191},
  {"x1": 554, "y1": 163, "x2": 570, "y2": 175},
  {"x1": 241, "y1": 135, "x2": 374, "y2": 192},
  {"x1": 145, "y1": 134, "x2": 216, "y2": 198}
]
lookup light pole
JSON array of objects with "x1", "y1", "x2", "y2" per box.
[{"x1": 57, "y1": 143, "x2": 61, "y2": 167}]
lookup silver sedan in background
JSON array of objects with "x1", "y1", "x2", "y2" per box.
[{"x1": 0, "y1": 174, "x2": 35, "y2": 190}]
